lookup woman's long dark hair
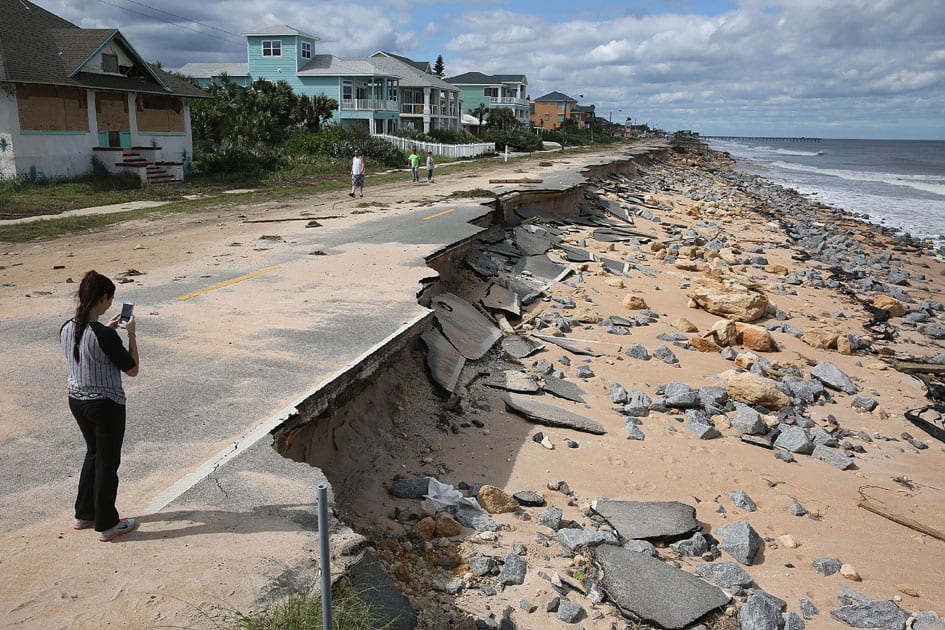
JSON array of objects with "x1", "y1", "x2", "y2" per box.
[{"x1": 73, "y1": 270, "x2": 115, "y2": 362}]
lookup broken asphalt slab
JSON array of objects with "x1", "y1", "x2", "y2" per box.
[
  {"x1": 431, "y1": 292, "x2": 501, "y2": 360},
  {"x1": 591, "y1": 499, "x2": 701, "y2": 542},
  {"x1": 502, "y1": 392, "x2": 606, "y2": 434}
]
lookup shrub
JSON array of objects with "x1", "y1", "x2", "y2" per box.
[
  {"x1": 428, "y1": 128, "x2": 479, "y2": 144},
  {"x1": 484, "y1": 130, "x2": 542, "y2": 152},
  {"x1": 194, "y1": 141, "x2": 286, "y2": 176}
]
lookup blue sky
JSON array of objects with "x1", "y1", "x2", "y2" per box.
[{"x1": 35, "y1": 0, "x2": 945, "y2": 139}]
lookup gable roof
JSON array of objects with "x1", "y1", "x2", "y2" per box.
[
  {"x1": 368, "y1": 55, "x2": 457, "y2": 92},
  {"x1": 240, "y1": 25, "x2": 319, "y2": 40},
  {"x1": 0, "y1": 0, "x2": 206, "y2": 98},
  {"x1": 371, "y1": 51, "x2": 432, "y2": 74},
  {"x1": 535, "y1": 91, "x2": 577, "y2": 103},
  {"x1": 444, "y1": 71, "x2": 527, "y2": 85}
]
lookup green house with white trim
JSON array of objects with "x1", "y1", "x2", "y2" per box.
[
  {"x1": 444, "y1": 72, "x2": 529, "y2": 126},
  {"x1": 0, "y1": 0, "x2": 207, "y2": 181},
  {"x1": 179, "y1": 26, "x2": 403, "y2": 135}
]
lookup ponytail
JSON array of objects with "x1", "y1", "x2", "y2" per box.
[{"x1": 73, "y1": 270, "x2": 116, "y2": 362}]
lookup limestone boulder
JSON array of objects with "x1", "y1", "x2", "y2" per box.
[
  {"x1": 687, "y1": 280, "x2": 768, "y2": 323},
  {"x1": 725, "y1": 372, "x2": 791, "y2": 410},
  {"x1": 690, "y1": 337, "x2": 723, "y2": 353},
  {"x1": 622, "y1": 295, "x2": 649, "y2": 310},
  {"x1": 737, "y1": 323, "x2": 775, "y2": 352},
  {"x1": 575, "y1": 307, "x2": 602, "y2": 324},
  {"x1": 802, "y1": 329, "x2": 838, "y2": 350},
  {"x1": 672, "y1": 317, "x2": 699, "y2": 333},
  {"x1": 477, "y1": 485, "x2": 519, "y2": 514},
  {"x1": 435, "y1": 513, "x2": 463, "y2": 538},
  {"x1": 709, "y1": 319, "x2": 739, "y2": 347},
  {"x1": 872, "y1": 295, "x2": 907, "y2": 317}
]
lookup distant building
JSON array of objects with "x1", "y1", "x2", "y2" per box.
[
  {"x1": 443, "y1": 72, "x2": 529, "y2": 126},
  {"x1": 369, "y1": 52, "x2": 460, "y2": 133},
  {"x1": 530, "y1": 91, "x2": 577, "y2": 130},
  {"x1": 0, "y1": 0, "x2": 206, "y2": 181}
]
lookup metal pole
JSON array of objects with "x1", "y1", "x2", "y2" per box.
[{"x1": 317, "y1": 483, "x2": 332, "y2": 629}]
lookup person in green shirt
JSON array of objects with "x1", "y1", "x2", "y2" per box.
[{"x1": 408, "y1": 149, "x2": 420, "y2": 182}]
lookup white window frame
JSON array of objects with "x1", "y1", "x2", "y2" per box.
[
  {"x1": 301, "y1": 42, "x2": 312, "y2": 59},
  {"x1": 262, "y1": 40, "x2": 282, "y2": 57},
  {"x1": 483, "y1": 87, "x2": 498, "y2": 98}
]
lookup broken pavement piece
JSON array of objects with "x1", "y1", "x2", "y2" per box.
[
  {"x1": 558, "y1": 243, "x2": 595, "y2": 263},
  {"x1": 531, "y1": 333, "x2": 622, "y2": 357},
  {"x1": 594, "y1": 544, "x2": 730, "y2": 629},
  {"x1": 591, "y1": 499, "x2": 700, "y2": 542},
  {"x1": 464, "y1": 250, "x2": 498, "y2": 277},
  {"x1": 431, "y1": 292, "x2": 501, "y2": 360},
  {"x1": 541, "y1": 375, "x2": 587, "y2": 403},
  {"x1": 501, "y1": 335, "x2": 544, "y2": 359},
  {"x1": 420, "y1": 328, "x2": 465, "y2": 393},
  {"x1": 482, "y1": 370, "x2": 540, "y2": 393},
  {"x1": 480, "y1": 282, "x2": 521, "y2": 317},
  {"x1": 503, "y1": 392, "x2": 606, "y2": 434},
  {"x1": 513, "y1": 254, "x2": 571, "y2": 282}
]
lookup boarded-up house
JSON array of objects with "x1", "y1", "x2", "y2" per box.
[{"x1": 0, "y1": 0, "x2": 207, "y2": 182}]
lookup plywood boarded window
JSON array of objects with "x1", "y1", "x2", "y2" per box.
[
  {"x1": 16, "y1": 85, "x2": 89, "y2": 131},
  {"x1": 136, "y1": 94, "x2": 184, "y2": 132},
  {"x1": 94, "y1": 92, "x2": 130, "y2": 131}
]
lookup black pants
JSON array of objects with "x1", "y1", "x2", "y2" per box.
[{"x1": 69, "y1": 397, "x2": 126, "y2": 532}]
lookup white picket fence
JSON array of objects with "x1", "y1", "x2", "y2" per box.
[{"x1": 372, "y1": 134, "x2": 495, "y2": 158}]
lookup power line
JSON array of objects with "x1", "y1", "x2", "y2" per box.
[
  {"x1": 94, "y1": 0, "x2": 241, "y2": 45},
  {"x1": 116, "y1": 0, "x2": 240, "y2": 38}
]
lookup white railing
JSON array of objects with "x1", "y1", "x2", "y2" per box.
[
  {"x1": 489, "y1": 96, "x2": 527, "y2": 106},
  {"x1": 340, "y1": 99, "x2": 399, "y2": 112},
  {"x1": 372, "y1": 134, "x2": 496, "y2": 158},
  {"x1": 401, "y1": 103, "x2": 424, "y2": 115}
]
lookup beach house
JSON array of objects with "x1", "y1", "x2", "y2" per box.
[
  {"x1": 369, "y1": 53, "x2": 461, "y2": 133},
  {"x1": 443, "y1": 72, "x2": 529, "y2": 126},
  {"x1": 179, "y1": 26, "x2": 412, "y2": 135},
  {"x1": 0, "y1": 0, "x2": 207, "y2": 182}
]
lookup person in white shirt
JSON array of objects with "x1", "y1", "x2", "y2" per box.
[{"x1": 349, "y1": 148, "x2": 365, "y2": 197}]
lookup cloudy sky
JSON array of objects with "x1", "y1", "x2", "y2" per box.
[{"x1": 34, "y1": 0, "x2": 945, "y2": 139}]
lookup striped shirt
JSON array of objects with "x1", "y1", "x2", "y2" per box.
[{"x1": 60, "y1": 320, "x2": 135, "y2": 405}]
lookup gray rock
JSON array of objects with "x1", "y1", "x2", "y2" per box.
[
  {"x1": 811, "y1": 361, "x2": 859, "y2": 394},
  {"x1": 556, "y1": 599, "x2": 584, "y2": 623},
  {"x1": 852, "y1": 394, "x2": 878, "y2": 411},
  {"x1": 626, "y1": 344, "x2": 651, "y2": 360},
  {"x1": 443, "y1": 577, "x2": 464, "y2": 594},
  {"x1": 775, "y1": 450, "x2": 796, "y2": 463},
  {"x1": 913, "y1": 612, "x2": 945, "y2": 630},
  {"x1": 799, "y1": 598, "x2": 820, "y2": 619},
  {"x1": 520, "y1": 599, "x2": 537, "y2": 613},
  {"x1": 729, "y1": 490, "x2": 758, "y2": 512},
  {"x1": 469, "y1": 555, "x2": 496, "y2": 576},
  {"x1": 538, "y1": 506, "x2": 564, "y2": 531},
  {"x1": 902, "y1": 431, "x2": 929, "y2": 450},
  {"x1": 557, "y1": 528, "x2": 618, "y2": 554},
  {"x1": 687, "y1": 419, "x2": 722, "y2": 440},
  {"x1": 663, "y1": 381, "x2": 700, "y2": 408},
  {"x1": 810, "y1": 427, "x2": 839, "y2": 447},
  {"x1": 732, "y1": 405, "x2": 768, "y2": 435},
  {"x1": 607, "y1": 382, "x2": 629, "y2": 403},
  {"x1": 653, "y1": 344, "x2": 679, "y2": 365},
  {"x1": 812, "y1": 556, "x2": 842, "y2": 576},
  {"x1": 739, "y1": 589, "x2": 786, "y2": 630},
  {"x1": 496, "y1": 553, "x2": 527, "y2": 585},
  {"x1": 513, "y1": 490, "x2": 545, "y2": 507},
  {"x1": 593, "y1": 544, "x2": 730, "y2": 629},
  {"x1": 774, "y1": 426, "x2": 814, "y2": 454},
  {"x1": 625, "y1": 423, "x2": 646, "y2": 441},
  {"x1": 694, "y1": 561, "x2": 753, "y2": 589},
  {"x1": 700, "y1": 386, "x2": 729, "y2": 409},
  {"x1": 715, "y1": 519, "x2": 763, "y2": 565},
  {"x1": 790, "y1": 498, "x2": 808, "y2": 517},
  {"x1": 592, "y1": 499, "x2": 700, "y2": 542},
  {"x1": 783, "y1": 612, "x2": 806, "y2": 630},
  {"x1": 624, "y1": 539, "x2": 659, "y2": 557},
  {"x1": 830, "y1": 587, "x2": 908, "y2": 630},
  {"x1": 670, "y1": 531, "x2": 709, "y2": 556},
  {"x1": 812, "y1": 444, "x2": 854, "y2": 470},
  {"x1": 455, "y1": 504, "x2": 499, "y2": 532},
  {"x1": 576, "y1": 365, "x2": 595, "y2": 379},
  {"x1": 389, "y1": 477, "x2": 431, "y2": 499}
]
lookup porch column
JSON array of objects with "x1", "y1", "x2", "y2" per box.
[
  {"x1": 422, "y1": 87, "x2": 431, "y2": 134},
  {"x1": 87, "y1": 90, "x2": 99, "y2": 146},
  {"x1": 127, "y1": 93, "x2": 139, "y2": 144}
]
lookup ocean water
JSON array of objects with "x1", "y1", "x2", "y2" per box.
[{"x1": 707, "y1": 138, "x2": 945, "y2": 243}]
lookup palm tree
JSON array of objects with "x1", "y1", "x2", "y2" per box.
[{"x1": 469, "y1": 104, "x2": 489, "y2": 136}]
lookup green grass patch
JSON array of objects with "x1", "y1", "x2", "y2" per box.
[{"x1": 234, "y1": 589, "x2": 392, "y2": 630}]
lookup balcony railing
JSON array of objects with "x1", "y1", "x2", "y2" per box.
[
  {"x1": 489, "y1": 96, "x2": 527, "y2": 106},
  {"x1": 402, "y1": 103, "x2": 424, "y2": 115},
  {"x1": 340, "y1": 99, "x2": 399, "y2": 112},
  {"x1": 400, "y1": 104, "x2": 458, "y2": 116}
]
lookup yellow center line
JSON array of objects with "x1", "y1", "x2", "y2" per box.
[
  {"x1": 424, "y1": 208, "x2": 455, "y2": 221},
  {"x1": 176, "y1": 265, "x2": 281, "y2": 301}
]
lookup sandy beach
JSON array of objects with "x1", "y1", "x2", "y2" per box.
[{"x1": 298, "y1": 148, "x2": 945, "y2": 628}]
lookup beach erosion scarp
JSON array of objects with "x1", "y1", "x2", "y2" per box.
[{"x1": 279, "y1": 146, "x2": 945, "y2": 628}]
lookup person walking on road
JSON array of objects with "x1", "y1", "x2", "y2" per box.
[
  {"x1": 408, "y1": 148, "x2": 421, "y2": 182},
  {"x1": 426, "y1": 151, "x2": 435, "y2": 183},
  {"x1": 60, "y1": 270, "x2": 140, "y2": 542},
  {"x1": 350, "y1": 148, "x2": 365, "y2": 197}
]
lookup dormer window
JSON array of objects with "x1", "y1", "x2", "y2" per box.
[
  {"x1": 102, "y1": 53, "x2": 119, "y2": 74},
  {"x1": 301, "y1": 42, "x2": 312, "y2": 59},
  {"x1": 262, "y1": 40, "x2": 282, "y2": 57}
]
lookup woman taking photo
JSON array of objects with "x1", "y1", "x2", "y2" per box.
[{"x1": 60, "y1": 270, "x2": 139, "y2": 542}]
